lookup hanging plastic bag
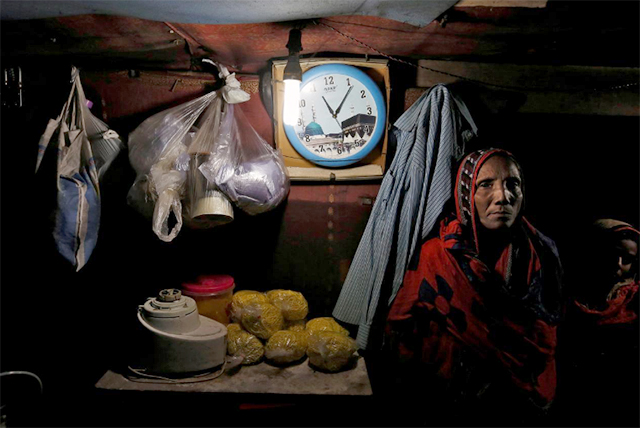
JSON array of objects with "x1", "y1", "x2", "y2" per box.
[
  {"x1": 200, "y1": 103, "x2": 290, "y2": 215},
  {"x1": 126, "y1": 91, "x2": 218, "y2": 241},
  {"x1": 127, "y1": 59, "x2": 284, "y2": 240},
  {"x1": 34, "y1": 67, "x2": 103, "y2": 271},
  {"x1": 84, "y1": 111, "x2": 124, "y2": 181}
]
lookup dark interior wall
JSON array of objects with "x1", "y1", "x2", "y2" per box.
[
  {"x1": 1, "y1": 57, "x2": 638, "y2": 426},
  {"x1": 0, "y1": 61, "x2": 382, "y2": 425}
]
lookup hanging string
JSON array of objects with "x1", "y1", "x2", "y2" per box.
[{"x1": 316, "y1": 20, "x2": 639, "y2": 93}]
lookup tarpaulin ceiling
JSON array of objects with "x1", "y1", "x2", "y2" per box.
[
  {"x1": 0, "y1": 0, "x2": 458, "y2": 27},
  {"x1": 1, "y1": 1, "x2": 638, "y2": 73}
]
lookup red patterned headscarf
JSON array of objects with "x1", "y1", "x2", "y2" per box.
[{"x1": 454, "y1": 148, "x2": 523, "y2": 253}]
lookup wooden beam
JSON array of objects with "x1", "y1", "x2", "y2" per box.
[
  {"x1": 455, "y1": 0, "x2": 547, "y2": 8},
  {"x1": 412, "y1": 60, "x2": 639, "y2": 116}
]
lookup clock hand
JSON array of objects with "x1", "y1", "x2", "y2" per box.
[
  {"x1": 321, "y1": 96, "x2": 336, "y2": 117},
  {"x1": 334, "y1": 86, "x2": 354, "y2": 117}
]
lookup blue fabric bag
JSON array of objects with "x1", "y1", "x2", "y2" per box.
[{"x1": 35, "y1": 67, "x2": 102, "y2": 271}]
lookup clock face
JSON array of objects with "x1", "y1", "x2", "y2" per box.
[{"x1": 283, "y1": 64, "x2": 386, "y2": 168}]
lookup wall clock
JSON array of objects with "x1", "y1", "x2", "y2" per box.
[{"x1": 283, "y1": 64, "x2": 386, "y2": 168}]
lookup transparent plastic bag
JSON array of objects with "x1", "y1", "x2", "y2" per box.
[
  {"x1": 227, "y1": 323, "x2": 264, "y2": 365},
  {"x1": 126, "y1": 91, "x2": 217, "y2": 241},
  {"x1": 240, "y1": 302, "x2": 284, "y2": 340},
  {"x1": 126, "y1": 60, "x2": 278, "y2": 240},
  {"x1": 306, "y1": 331, "x2": 357, "y2": 372},
  {"x1": 266, "y1": 289, "x2": 309, "y2": 321},
  {"x1": 84, "y1": 109, "x2": 124, "y2": 181},
  {"x1": 199, "y1": 103, "x2": 290, "y2": 215},
  {"x1": 285, "y1": 319, "x2": 307, "y2": 332},
  {"x1": 229, "y1": 290, "x2": 269, "y2": 323},
  {"x1": 264, "y1": 330, "x2": 308, "y2": 364},
  {"x1": 306, "y1": 317, "x2": 350, "y2": 337}
]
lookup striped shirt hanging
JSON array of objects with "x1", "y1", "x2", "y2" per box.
[{"x1": 332, "y1": 84, "x2": 478, "y2": 350}]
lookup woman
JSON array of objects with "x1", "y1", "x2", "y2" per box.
[
  {"x1": 385, "y1": 148, "x2": 564, "y2": 425},
  {"x1": 571, "y1": 219, "x2": 638, "y2": 317},
  {"x1": 558, "y1": 219, "x2": 638, "y2": 427}
]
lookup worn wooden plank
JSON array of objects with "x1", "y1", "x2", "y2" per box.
[
  {"x1": 95, "y1": 355, "x2": 372, "y2": 396},
  {"x1": 456, "y1": 0, "x2": 547, "y2": 7},
  {"x1": 413, "y1": 60, "x2": 639, "y2": 116}
]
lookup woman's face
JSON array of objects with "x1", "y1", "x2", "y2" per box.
[
  {"x1": 474, "y1": 155, "x2": 523, "y2": 230},
  {"x1": 613, "y1": 237, "x2": 638, "y2": 281}
]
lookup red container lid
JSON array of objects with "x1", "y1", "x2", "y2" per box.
[{"x1": 182, "y1": 274, "x2": 235, "y2": 294}]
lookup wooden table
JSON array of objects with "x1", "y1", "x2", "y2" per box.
[
  {"x1": 94, "y1": 356, "x2": 374, "y2": 426},
  {"x1": 95, "y1": 355, "x2": 372, "y2": 396}
]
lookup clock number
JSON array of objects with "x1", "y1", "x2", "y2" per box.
[
  {"x1": 367, "y1": 106, "x2": 372, "y2": 115},
  {"x1": 305, "y1": 134, "x2": 310, "y2": 142},
  {"x1": 346, "y1": 78, "x2": 351, "y2": 86},
  {"x1": 297, "y1": 118, "x2": 303, "y2": 126},
  {"x1": 309, "y1": 84, "x2": 316, "y2": 92},
  {"x1": 299, "y1": 99, "x2": 306, "y2": 107},
  {"x1": 360, "y1": 90, "x2": 367, "y2": 98},
  {"x1": 324, "y1": 76, "x2": 334, "y2": 86}
]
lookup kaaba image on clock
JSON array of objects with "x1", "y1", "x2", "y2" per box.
[{"x1": 283, "y1": 64, "x2": 386, "y2": 168}]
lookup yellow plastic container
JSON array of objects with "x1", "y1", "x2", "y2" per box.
[{"x1": 181, "y1": 275, "x2": 235, "y2": 324}]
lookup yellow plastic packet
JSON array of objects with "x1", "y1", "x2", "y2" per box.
[
  {"x1": 240, "y1": 302, "x2": 284, "y2": 340},
  {"x1": 264, "y1": 330, "x2": 308, "y2": 364},
  {"x1": 230, "y1": 290, "x2": 269, "y2": 322},
  {"x1": 227, "y1": 323, "x2": 264, "y2": 365},
  {"x1": 285, "y1": 319, "x2": 307, "y2": 332},
  {"x1": 266, "y1": 289, "x2": 309, "y2": 321},
  {"x1": 307, "y1": 331, "x2": 357, "y2": 372},
  {"x1": 306, "y1": 317, "x2": 349, "y2": 336}
]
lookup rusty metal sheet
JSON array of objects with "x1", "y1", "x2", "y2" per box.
[{"x1": 1, "y1": 15, "x2": 193, "y2": 69}]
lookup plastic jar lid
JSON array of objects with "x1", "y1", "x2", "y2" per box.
[{"x1": 182, "y1": 274, "x2": 235, "y2": 295}]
